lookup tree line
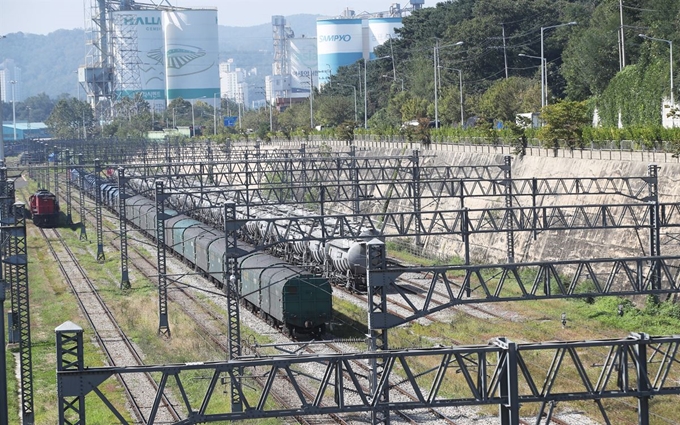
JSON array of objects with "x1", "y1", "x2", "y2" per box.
[{"x1": 11, "y1": 0, "x2": 680, "y2": 149}]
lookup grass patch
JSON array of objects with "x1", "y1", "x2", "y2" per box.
[
  {"x1": 15, "y1": 180, "x2": 286, "y2": 423},
  {"x1": 386, "y1": 239, "x2": 463, "y2": 267},
  {"x1": 12, "y1": 207, "x2": 132, "y2": 423}
]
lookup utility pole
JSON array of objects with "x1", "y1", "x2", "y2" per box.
[
  {"x1": 309, "y1": 69, "x2": 314, "y2": 129},
  {"x1": 502, "y1": 23, "x2": 509, "y2": 79},
  {"x1": 0, "y1": 35, "x2": 6, "y2": 163},
  {"x1": 619, "y1": 0, "x2": 626, "y2": 70},
  {"x1": 434, "y1": 40, "x2": 439, "y2": 129}
]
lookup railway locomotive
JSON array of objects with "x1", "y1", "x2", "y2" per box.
[
  {"x1": 69, "y1": 169, "x2": 331, "y2": 337},
  {"x1": 28, "y1": 189, "x2": 60, "y2": 227}
]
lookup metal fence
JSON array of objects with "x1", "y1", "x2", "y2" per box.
[{"x1": 272, "y1": 136, "x2": 680, "y2": 163}]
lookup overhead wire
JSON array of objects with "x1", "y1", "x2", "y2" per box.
[{"x1": 622, "y1": 4, "x2": 659, "y2": 12}]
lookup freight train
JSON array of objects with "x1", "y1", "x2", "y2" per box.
[
  {"x1": 29, "y1": 189, "x2": 60, "y2": 227},
  {"x1": 71, "y1": 169, "x2": 332, "y2": 337},
  {"x1": 125, "y1": 177, "x2": 381, "y2": 293}
]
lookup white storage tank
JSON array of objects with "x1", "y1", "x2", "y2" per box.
[
  {"x1": 367, "y1": 17, "x2": 402, "y2": 59},
  {"x1": 316, "y1": 18, "x2": 364, "y2": 85},
  {"x1": 163, "y1": 9, "x2": 220, "y2": 103},
  {"x1": 111, "y1": 10, "x2": 166, "y2": 108}
]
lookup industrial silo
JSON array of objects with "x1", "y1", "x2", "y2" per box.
[
  {"x1": 367, "y1": 17, "x2": 402, "y2": 59},
  {"x1": 288, "y1": 37, "x2": 318, "y2": 97},
  {"x1": 163, "y1": 9, "x2": 220, "y2": 103},
  {"x1": 316, "y1": 18, "x2": 364, "y2": 85},
  {"x1": 111, "y1": 10, "x2": 166, "y2": 108}
]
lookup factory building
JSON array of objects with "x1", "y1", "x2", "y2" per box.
[
  {"x1": 266, "y1": 3, "x2": 424, "y2": 109},
  {"x1": 111, "y1": 9, "x2": 165, "y2": 109},
  {"x1": 316, "y1": 17, "x2": 365, "y2": 86},
  {"x1": 83, "y1": 1, "x2": 424, "y2": 118},
  {"x1": 317, "y1": 9, "x2": 408, "y2": 86},
  {"x1": 163, "y1": 9, "x2": 220, "y2": 103}
]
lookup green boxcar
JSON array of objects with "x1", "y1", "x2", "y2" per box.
[
  {"x1": 241, "y1": 253, "x2": 331, "y2": 336},
  {"x1": 167, "y1": 217, "x2": 200, "y2": 262},
  {"x1": 124, "y1": 195, "x2": 332, "y2": 337}
]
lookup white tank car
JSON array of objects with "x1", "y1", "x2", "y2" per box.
[
  {"x1": 324, "y1": 229, "x2": 381, "y2": 291},
  {"x1": 125, "y1": 176, "x2": 386, "y2": 291}
]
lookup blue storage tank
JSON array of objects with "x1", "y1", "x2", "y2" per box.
[{"x1": 317, "y1": 18, "x2": 364, "y2": 85}]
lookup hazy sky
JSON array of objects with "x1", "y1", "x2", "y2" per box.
[{"x1": 1, "y1": 0, "x2": 412, "y2": 35}]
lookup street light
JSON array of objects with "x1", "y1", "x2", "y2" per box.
[
  {"x1": 382, "y1": 74, "x2": 404, "y2": 91},
  {"x1": 0, "y1": 35, "x2": 6, "y2": 165},
  {"x1": 10, "y1": 80, "x2": 17, "y2": 141},
  {"x1": 213, "y1": 93, "x2": 218, "y2": 135},
  {"x1": 541, "y1": 22, "x2": 577, "y2": 107},
  {"x1": 364, "y1": 55, "x2": 392, "y2": 129},
  {"x1": 309, "y1": 68, "x2": 314, "y2": 129},
  {"x1": 388, "y1": 35, "x2": 397, "y2": 81},
  {"x1": 253, "y1": 86, "x2": 273, "y2": 132},
  {"x1": 191, "y1": 96, "x2": 207, "y2": 137},
  {"x1": 519, "y1": 53, "x2": 547, "y2": 109},
  {"x1": 639, "y1": 34, "x2": 674, "y2": 106},
  {"x1": 237, "y1": 89, "x2": 243, "y2": 130},
  {"x1": 73, "y1": 70, "x2": 81, "y2": 100},
  {"x1": 324, "y1": 64, "x2": 332, "y2": 88},
  {"x1": 81, "y1": 109, "x2": 86, "y2": 139},
  {"x1": 438, "y1": 67, "x2": 464, "y2": 128},
  {"x1": 338, "y1": 83, "x2": 358, "y2": 123},
  {"x1": 434, "y1": 40, "x2": 464, "y2": 128},
  {"x1": 191, "y1": 101, "x2": 196, "y2": 136},
  {"x1": 268, "y1": 93, "x2": 273, "y2": 131}
]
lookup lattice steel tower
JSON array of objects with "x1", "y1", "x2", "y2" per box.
[{"x1": 111, "y1": 12, "x2": 142, "y2": 104}]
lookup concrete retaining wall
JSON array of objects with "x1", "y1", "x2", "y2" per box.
[{"x1": 269, "y1": 139, "x2": 680, "y2": 265}]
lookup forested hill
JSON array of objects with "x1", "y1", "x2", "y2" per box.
[
  {"x1": 324, "y1": 0, "x2": 679, "y2": 128},
  {"x1": 0, "y1": 14, "x2": 318, "y2": 99},
  {"x1": 4, "y1": 0, "x2": 680, "y2": 129},
  {"x1": 1, "y1": 30, "x2": 86, "y2": 100}
]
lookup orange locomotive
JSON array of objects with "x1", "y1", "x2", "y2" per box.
[{"x1": 28, "y1": 189, "x2": 60, "y2": 227}]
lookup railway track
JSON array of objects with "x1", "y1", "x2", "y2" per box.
[
  {"x1": 58, "y1": 185, "x2": 347, "y2": 425},
  {"x1": 50, "y1": 175, "x2": 587, "y2": 424},
  {"x1": 123, "y1": 234, "x2": 350, "y2": 425},
  {"x1": 319, "y1": 341, "x2": 463, "y2": 425},
  {"x1": 330, "y1": 262, "x2": 515, "y2": 336},
  {"x1": 72, "y1": 184, "x2": 456, "y2": 424},
  {"x1": 38, "y1": 225, "x2": 181, "y2": 424},
  {"x1": 397, "y1": 273, "x2": 516, "y2": 321}
]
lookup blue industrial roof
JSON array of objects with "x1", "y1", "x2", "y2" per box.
[{"x1": 1, "y1": 122, "x2": 48, "y2": 130}]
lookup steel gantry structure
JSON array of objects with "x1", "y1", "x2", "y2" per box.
[
  {"x1": 56, "y1": 323, "x2": 680, "y2": 424},
  {"x1": 117, "y1": 167, "x2": 130, "y2": 289},
  {"x1": 4, "y1": 201, "x2": 33, "y2": 425},
  {"x1": 22, "y1": 139, "x2": 343, "y2": 169},
  {"x1": 46, "y1": 139, "x2": 680, "y2": 424},
  {"x1": 155, "y1": 181, "x2": 170, "y2": 337},
  {"x1": 0, "y1": 167, "x2": 15, "y2": 425}
]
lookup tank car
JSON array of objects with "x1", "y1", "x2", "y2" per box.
[
  {"x1": 29, "y1": 189, "x2": 60, "y2": 227},
  {"x1": 324, "y1": 228, "x2": 382, "y2": 292}
]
